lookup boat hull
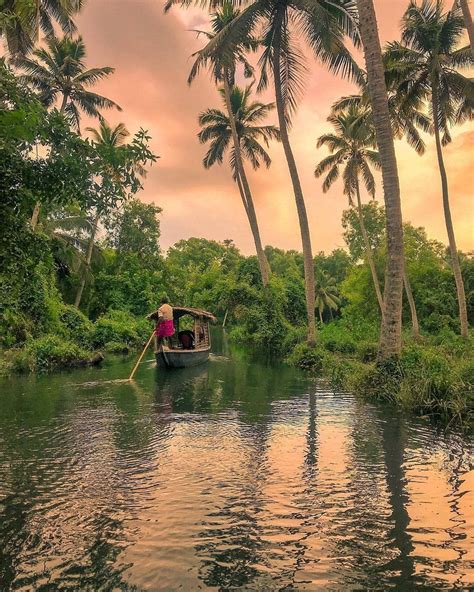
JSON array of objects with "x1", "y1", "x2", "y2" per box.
[{"x1": 155, "y1": 347, "x2": 210, "y2": 369}]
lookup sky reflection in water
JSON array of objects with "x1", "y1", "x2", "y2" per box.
[{"x1": 0, "y1": 330, "x2": 473, "y2": 591}]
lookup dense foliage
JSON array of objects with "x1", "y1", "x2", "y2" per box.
[{"x1": 1, "y1": 1, "x2": 473, "y2": 423}]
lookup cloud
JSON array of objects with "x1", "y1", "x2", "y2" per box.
[{"x1": 77, "y1": 0, "x2": 474, "y2": 254}]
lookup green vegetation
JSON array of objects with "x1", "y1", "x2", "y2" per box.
[{"x1": 1, "y1": 1, "x2": 473, "y2": 423}]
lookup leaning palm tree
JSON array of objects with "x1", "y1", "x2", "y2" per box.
[
  {"x1": 315, "y1": 271, "x2": 341, "y2": 323},
  {"x1": 385, "y1": 0, "x2": 474, "y2": 338},
  {"x1": 315, "y1": 105, "x2": 385, "y2": 313},
  {"x1": 0, "y1": 0, "x2": 82, "y2": 55},
  {"x1": 187, "y1": 1, "x2": 271, "y2": 286},
  {"x1": 73, "y1": 121, "x2": 131, "y2": 308},
  {"x1": 16, "y1": 34, "x2": 120, "y2": 130},
  {"x1": 199, "y1": 85, "x2": 280, "y2": 287},
  {"x1": 355, "y1": 0, "x2": 406, "y2": 359},
  {"x1": 322, "y1": 100, "x2": 422, "y2": 337},
  {"x1": 167, "y1": 0, "x2": 361, "y2": 344}
]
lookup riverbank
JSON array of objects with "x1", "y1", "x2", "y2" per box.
[
  {"x1": 286, "y1": 327, "x2": 474, "y2": 426},
  {"x1": 0, "y1": 307, "x2": 149, "y2": 376},
  {"x1": 2, "y1": 311, "x2": 472, "y2": 427}
]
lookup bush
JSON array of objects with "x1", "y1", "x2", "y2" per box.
[
  {"x1": 356, "y1": 341, "x2": 378, "y2": 362},
  {"x1": 104, "y1": 341, "x2": 131, "y2": 354},
  {"x1": 285, "y1": 343, "x2": 324, "y2": 371},
  {"x1": 59, "y1": 304, "x2": 94, "y2": 347},
  {"x1": 93, "y1": 310, "x2": 149, "y2": 348},
  {"x1": 11, "y1": 335, "x2": 91, "y2": 373}
]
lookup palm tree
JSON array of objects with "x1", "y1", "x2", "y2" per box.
[
  {"x1": 73, "y1": 121, "x2": 130, "y2": 308},
  {"x1": 315, "y1": 105, "x2": 385, "y2": 313},
  {"x1": 168, "y1": 0, "x2": 360, "y2": 344},
  {"x1": 42, "y1": 210, "x2": 103, "y2": 284},
  {"x1": 315, "y1": 271, "x2": 341, "y2": 323},
  {"x1": 0, "y1": 0, "x2": 82, "y2": 55},
  {"x1": 320, "y1": 101, "x2": 421, "y2": 337},
  {"x1": 187, "y1": 1, "x2": 271, "y2": 287},
  {"x1": 16, "y1": 34, "x2": 120, "y2": 229},
  {"x1": 355, "y1": 0, "x2": 405, "y2": 359},
  {"x1": 199, "y1": 85, "x2": 280, "y2": 286},
  {"x1": 16, "y1": 34, "x2": 120, "y2": 130},
  {"x1": 385, "y1": 0, "x2": 474, "y2": 338}
]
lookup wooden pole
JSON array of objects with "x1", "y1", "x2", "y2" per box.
[{"x1": 129, "y1": 331, "x2": 155, "y2": 381}]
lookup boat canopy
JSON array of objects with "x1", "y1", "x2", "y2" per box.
[
  {"x1": 148, "y1": 306, "x2": 216, "y2": 322},
  {"x1": 172, "y1": 307, "x2": 217, "y2": 322}
]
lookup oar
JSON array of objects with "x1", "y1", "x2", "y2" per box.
[{"x1": 128, "y1": 331, "x2": 155, "y2": 381}]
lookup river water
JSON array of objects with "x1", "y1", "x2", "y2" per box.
[{"x1": 0, "y1": 331, "x2": 473, "y2": 591}]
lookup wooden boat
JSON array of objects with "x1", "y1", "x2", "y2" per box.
[{"x1": 148, "y1": 306, "x2": 217, "y2": 369}]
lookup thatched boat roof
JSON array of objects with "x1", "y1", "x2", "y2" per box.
[{"x1": 147, "y1": 306, "x2": 217, "y2": 322}]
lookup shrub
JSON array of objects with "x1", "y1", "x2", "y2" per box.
[
  {"x1": 93, "y1": 310, "x2": 149, "y2": 348},
  {"x1": 356, "y1": 341, "x2": 378, "y2": 362},
  {"x1": 285, "y1": 343, "x2": 324, "y2": 371},
  {"x1": 11, "y1": 335, "x2": 91, "y2": 373},
  {"x1": 59, "y1": 304, "x2": 94, "y2": 347},
  {"x1": 105, "y1": 341, "x2": 131, "y2": 354}
]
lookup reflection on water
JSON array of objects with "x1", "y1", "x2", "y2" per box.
[{"x1": 0, "y1": 330, "x2": 473, "y2": 591}]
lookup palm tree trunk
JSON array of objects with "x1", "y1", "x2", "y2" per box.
[
  {"x1": 74, "y1": 213, "x2": 99, "y2": 308},
  {"x1": 355, "y1": 179, "x2": 384, "y2": 313},
  {"x1": 30, "y1": 202, "x2": 41, "y2": 229},
  {"x1": 31, "y1": 93, "x2": 70, "y2": 230},
  {"x1": 318, "y1": 309, "x2": 323, "y2": 324},
  {"x1": 222, "y1": 77, "x2": 270, "y2": 287},
  {"x1": 403, "y1": 268, "x2": 420, "y2": 339},
  {"x1": 459, "y1": 0, "x2": 474, "y2": 51},
  {"x1": 432, "y1": 83, "x2": 469, "y2": 338},
  {"x1": 356, "y1": 0, "x2": 405, "y2": 360},
  {"x1": 272, "y1": 17, "x2": 316, "y2": 346}
]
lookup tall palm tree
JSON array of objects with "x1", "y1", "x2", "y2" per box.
[
  {"x1": 73, "y1": 121, "x2": 130, "y2": 308},
  {"x1": 385, "y1": 0, "x2": 474, "y2": 338},
  {"x1": 199, "y1": 85, "x2": 280, "y2": 287},
  {"x1": 0, "y1": 0, "x2": 82, "y2": 55},
  {"x1": 320, "y1": 101, "x2": 421, "y2": 337},
  {"x1": 16, "y1": 34, "x2": 120, "y2": 130},
  {"x1": 187, "y1": 1, "x2": 271, "y2": 286},
  {"x1": 168, "y1": 0, "x2": 361, "y2": 344},
  {"x1": 355, "y1": 0, "x2": 405, "y2": 359},
  {"x1": 315, "y1": 105, "x2": 385, "y2": 312},
  {"x1": 315, "y1": 271, "x2": 341, "y2": 323}
]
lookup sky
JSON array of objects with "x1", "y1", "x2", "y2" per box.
[{"x1": 77, "y1": 0, "x2": 474, "y2": 255}]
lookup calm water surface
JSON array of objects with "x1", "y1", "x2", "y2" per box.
[{"x1": 0, "y1": 331, "x2": 473, "y2": 591}]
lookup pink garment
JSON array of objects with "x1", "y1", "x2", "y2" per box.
[{"x1": 155, "y1": 319, "x2": 175, "y2": 338}]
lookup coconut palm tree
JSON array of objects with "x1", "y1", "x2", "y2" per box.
[
  {"x1": 355, "y1": 0, "x2": 405, "y2": 359},
  {"x1": 42, "y1": 210, "x2": 103, "y2": 284},
  {"x1": 73, "y1": 121, "x2": 131, "y2": 308},
  {"x1": 315, "y1": 271, "x2": 341, "y2": 323},
  {"x1": 385, "y1": 0, "x2": 474, "y2": 338},
  {"x1": 315, "y1": 105, "x2": 385, "y2": 313},
  {"x1": 16, "y1": 34, "x2": 120, "y2": 130},
  {"x1": 16, "y1": 34, "x2": 120, "y2": 229},
  {"x1": 199, "y1": 85, "x2": 280, "y2": 287},
  {"x1": 0, "y1": 0, "x2": 82, "y2": 55},
  {"x1": 187, "y1": 1, "x2": 271, "y2": 287},
  {"x1": 168, "y1": 0, "x2": 361, "y2": 344},
  {"x1": 321, "y1": 100, "x2": 422, "y2": 337}
]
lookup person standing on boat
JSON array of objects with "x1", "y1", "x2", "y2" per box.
[{"x1": 154, "y1": 297, "x2": 175, "y2": 350}]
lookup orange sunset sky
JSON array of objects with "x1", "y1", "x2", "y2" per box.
[{"x1": 77, "y1": 0, "x2": 473, "y2": 255}]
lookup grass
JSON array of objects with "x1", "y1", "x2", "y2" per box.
[{"x1": 286, "y1": 323, "x2": 474, "y2": 427}]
